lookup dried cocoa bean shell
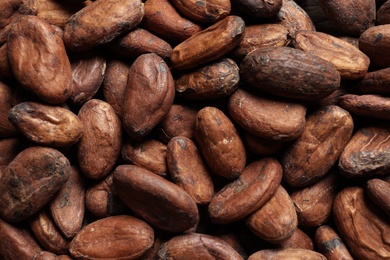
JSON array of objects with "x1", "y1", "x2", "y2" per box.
[
  {"x1": 377, "y1": 1, "x2": 390, "y2": 25},
  {"x1": 157, "y1": 233, "x2": 244, "y2": 260},
  {"x1": 170, "y1": 0, "x2": 231, "y2": 23},
  {"x1": 281, "y1": 105, "x2": 353, "y2": 187},
  {"x1": 109, "y1": 28, "x2": 172, "y2": 59},
  {"x1": 166, "y1": 136, "x2": 214, "y2": 204},
  {"x1": 231, "y1": 0, "x2": 282, "y2": 18},
  {"x1": 333, "y1": 186, "x2": 390, "y2": 259},
  {"x1": 248, "y1": 248, "x2": 326, "y2": 260},
  {"x1": 157, "y1": 103, "x2": 198, "y2": 143},
  {"x1": 339, "y1": 125, "x2": 390, "y2": 178},
  {"x1": 0, "y1": 81, "x2": 18, "y2": 137},
  {"x1": 77, "y1": 99, "x2": 122, "y2": 179},
  {"x1": 246, "y1": 185, "x2": 297, "y2": 243},
  {"x1": 290, "y1": 171, "x2": 338, "y2": 227},
  {"x1": 195, "y1": 106, "x2": 246, "y2": 179},
  {"x1": 230, "y1": 23, "x2": 290, "y2": 62},
  {"x1": 170, "y1": 15, "x2": 245, "y2": 71},
  {"x1": 228, "y1": 88, "x2": 306, "y2": 141},
  {"x1": 29, "y1": 210, "x2": 70, "y2": 255},
  {"x1": 69, "y1": 51, "x2": 106, "y2": 106},
  {"x1": 0, "y1": 137, "x2": 25, "y2": 165},
  {"x1": 63, "y1": 0, "x2": 144, "y2": 52},
  {"x1": 275, "y1": 0, "x2": 315, "y2": 36},
  {"x1": 141, "y1": 0, "x2": 202, "y2": 43},
  {"x1": 123, "y1": 53, "x2": 175, "y2": 140},
  {"x1": 293, "y1": 30, "x2": 370, "y2": 80},
  {"x1": 208, "y1": 158, "x2": 282, "y2": 224},
  {"x1": 0, "y1": 218, "x2": 42, "y2": 260},
  {"x1": 278, "y1": 228, "x2": 314, "y2": 251},
  {"x1": 366, "y1": 178, "x2": 390, "y2": 218},
  {"x1": 69, "y1": 215, "x2": 154, "y2": 260},
  {"x1": 355, "y1": 67, "x2": 390, "y2": 95},
  {"x1": 7, "y1": 15, "x2": 72, "y2": 104},
  {"x1": 0, "y1": 146, "x2": 70, "y2": 222},
  {"x1": 338, "y1": 94, "x2": 390, "y2": 120},
  {"x1": 85, "y1": 172, "x2": 128, "y2": 218},
  {"x1": 240, "y1": 46, "x2": 340, "y2": 101},
  {"x1": 175, "y1": 58, "x2": 239, "y2": 100},
  {"x1": 102, "y1": 59, "x2": 131, "y2": 117},
  {"x1": 315, "y1": 225, "x2": 354, "y2": 260},
  {"x1": 8, "y1": 101, "x2": 83, "y2": 147},
  {"x1": 243, "y1": 132, "x2": 284, "y2": 156},
  {"x1": 36, "y1": 0, "x2": 87, "y2": 29},
  {"x1": 317, "y1": 0, "x2": 375, "y2": 36},
  {"x1": 113, "y1": 164, "x2": 199, "y2": 233},
  {"x1": 359, "y1": 24, "x2": 390, "y2": 67},
  {"x1": 50, "y1": 166, "x2": 85, "y2": 239},
  {"x1": 121, "y1": 138, "x2": 168, "y2": 177}
]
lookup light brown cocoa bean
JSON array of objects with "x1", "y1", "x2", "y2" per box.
[
  {"x1": 166, "y1": 136, "x2": 214, "y2": 204},
  {"x1": 339, "y1": 124, "x2": 390, "y2": 178},
  {"x1": 141, "y1": 0, "x2": 202, "y2": 43},
  {"x1": 170, "y1": 0, "x2": 231, "y2": 23},
  {"x1": 170, "y1": 15, "x2": 245, "y2": 71},
  {"x1": 77, "y1": 99, "x2": 122, "y2": 179},
  {"x1": 69, "y1": 215, "x2": 154, "y2": 260},
  {"x1": 121, "y1": 138, "x2": 168, "y2": 177},
  {"x1": 208, "y1": 158, "x2": 282, "y2": 224},
  {"x1": 109, "y1": 28, "x2": 172, "y2": 59},
  {"x1": 69, "y1": 51, "x2": 106, "y2": 106},
  {"x1": 333, "y1": 186, "x2": 390, "y2": 259},
  {"x1": 228, "y1": 88, "x2": 306, "y2": 141},
  {"x1": 157, "y1": 233, "x2": 244, "y2": 260},
  {"x1": 113, "y1": 164, "x2": 199, "y2": 233},
  {"x1": 8, "y1": 15, "x2": 72, "y2": 104},
  {"x1": 366, "y1": 178, "x2": 390, "y2": 218},
  {"x1": 281, "y1": 105, "x2": 353, "y2": 187},
  {"x1": 195, "y1": 106, "x2": 246, "y2": 179},
  {"x1": 50, "y1": 166, "x2": 85, "y2": 239},
  {"x1": 315, "y1": 225, "x2": 353, "y2": 260},
  {"x1": 29, "y1": 210, "x2": 70, "y2": 255},
  {"x1": 8, "y1": 101, "x2": 83, "y2": 147},
  {"x1": 240, "y1": 46, "x2": 340, "y2": 101},
  {"x1": 246, "y1": 185, "x2": 297, "y2": 243},
  {"x1": 248, "y1": 248, "x2": 326, "y2": 260},
  {"x1": 33, "y1": 251, "x2": 58, "y2": 260},
  {"x1": 290, "y1": 170, "x2": 339, "y2": 227},
  {"x1": 175, "y1": 58, "x2": 239, "y2": 100},
  {"x1": 278, "y1": 228, "x2": 314, "y2": 251},
  {"x1": 63, "y1": 0, "x2": 144, "y2": 52},
  {"x1": 0, "y1": 146, "x2": 71, "y2": 222},
  {"x1": 293, "y1": 30, "x2": 370, "y2": 80},
  {"x1": 0, "y1": 218, "x2": 42, "y2": 260},
  {"x1": 123, "y1": 53, "x2": 175, "y2": 140}
]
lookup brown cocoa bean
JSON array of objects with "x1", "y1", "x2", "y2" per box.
[
  {"x1": 315, "y1": 225, "x2": 353, "y2": 260},
  {"x1": 248, "y1": 248, "x2": 327, "y2": 260},
  {"x1": 366, "y1": 178, "x2": 390, "y2": 218},
  {"x1": 377, "y1": 0, "x2": 390, "y2": 25},
  {"x1": 359, "y1": 24, "x2": 390, "y2": 67},
  {"x1": 278, "y1": 228, "x2": 314, "y2": 251},
  {"x1": 0, "y1": 137, "x2": 25, "y2": 165},
  {"x1": 175, "y1": 58, "x2": 240, "y2": 100},
  {"x1": 208, "y1": 158, "x2": 282, "y2": 224},
  {"x1": 231, "y1": 0, "x2": 282, "y2": 18},
  {"x1": 170, "y1": 15, "x2": 245, "y2": 71},
  {"x1": 123, "y1": 53, "x2": 175, "y2": 140},
  {"x1": 166, "y1": 136, "x2": 214, "y2": 204},
  {"x1": 338, "y1": 94, "x2": 390, "y2": 120},
  {"x1": 63, "y1": 0, "x2": 144, "y2": 52},
  {"x1": 0, "y1": 146, "x2": 71, "y2": 222},
  {"x1": 333, "y1": 186, "x2": 390, "y2": 259},
  {"x1": 228, "y1": 88, "x2": 306, "y2": 141},
  {"x1": 240, "y1": 46, "x2": 340, "y2": 101},
  {"x1": 77, "y1": 99, "x2": 122, "y2": 179},
  {"x1": 8, "y1": 15, "x2": 72, "y2": 104},
  {"x1": 195, "y1": 106, "x2": 246, "y2": 179},
  {"x1": 8, "y1": 101, "x2": 83, "y2": 147},
  {"x1": 282, "y1": 105, "x2": 353, "y2": 187},
  {"x1": 355, "y1": 67, "x2": 390, "y2": 95},
  {"x1": 0, "y1": 81, "x2": 18, "y2": 137},
  {"x1": 69, "y1": 215, "x2": 154, "y2": 260},
  {"x1": 113, "y1": 164, "x2": 199, "y2": 233}
]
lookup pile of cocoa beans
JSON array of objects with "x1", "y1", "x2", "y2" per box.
[{"x1": 0, "y1": 0, "x2": 390, "y2": 259}]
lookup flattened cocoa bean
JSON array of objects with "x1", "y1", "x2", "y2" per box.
[{"x1": 113, "y1": 164, "x2": 199, "y2": 233}]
